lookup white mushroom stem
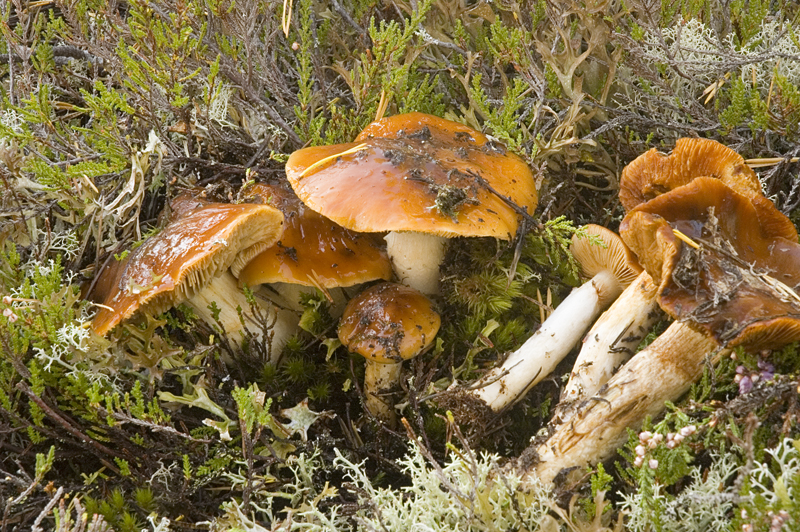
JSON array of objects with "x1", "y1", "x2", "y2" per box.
[
  {"x1": 469, "y1": 269, "x2": 625, "y2": 412},
  {"x1": 260, "y1": 282, "x2": 348, "y2": 317},
  {"x1": 363, "y1": 360, "x2": 402, "y2": 426},
  {"x1": 186, "y1": 271, "x2": 298, "y2": 364},
  {"x1": 556, "y1": 271, "x2": 660, "y2": 420},
  {"x1": 529, "y1": 321, "x2": 719, "y2": 486},
  {"x1": 384, "y1": 231, "x2": 447, "y2": 296}
]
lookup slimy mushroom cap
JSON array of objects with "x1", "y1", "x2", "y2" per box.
[
  {"x1": 286, "y1": 112, "x2": 537, "y2": 239},
  {"x1": 338, "y1": 282, "x2": 441, "y2": 365},
  {"x1": 92, "y1": 199, "x2": 284, "y2": 335},
  {"x1": 620, "y1": 177, "x2": 800, "y2": 351},
  {"x1": 233, "y1": 183, "x2": 393, "y2": 288},
  {"x1": 619, "y1": 138, "x2": 761, "y2": 211}
]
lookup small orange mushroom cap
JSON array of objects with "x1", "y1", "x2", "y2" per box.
[
  {"x1": 233, "y1": 183, "x2": 393, "y2": 288},
  {"x1": 338, "y1": 282, "x2": 441, "y2": 365},
  {"x1": 619, "y1": 138, "x2": 761, "y2": 211},
  {"x1": 570, "y1": 225, "x2": 642, "y2": 285},
  {"x1": 91, "y1": 198, "x2": 284, "y2": 336},
  {"x1": 286, "y1": 112, "x2": 537, "y2": 239},
  {"x1": 620, "y1": 177, "x2": 800, "y2": 351}
]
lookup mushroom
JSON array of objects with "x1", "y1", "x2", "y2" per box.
[
  {"x1": 618, "y1": 137, "x2": 762, "y2": 211},
  {"x1": 233, "y1": 183, "x2": 393, "y2": 315},
  {"x1": 557, "y1": 138, "x2": 767, "y2": 416},
  {"x1": 91, "y1": 195, "x2": 285, "y2": 352},
  {"x1": 338, "y1": 282, "x2": 441, "y2": 425},
  {"x1": 527, "y1": 177, "x2": 800, "y2": 486},
  {"x1": 286, "y1": 112, "x2": 538, "y2": 295},
  {"x1": 445, "y1": 225, "x2": 641, "y2": 416}
]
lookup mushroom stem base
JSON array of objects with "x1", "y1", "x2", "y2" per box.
[
  {"x1": 363, "y1": 361, "x2": 402, "y2": 426},
  {"x1": 529, "y1": 321, "x2": 718, "y2": 487},
  {"x1": 187, "y1": 271, "x2": 297, "y2": 365}
]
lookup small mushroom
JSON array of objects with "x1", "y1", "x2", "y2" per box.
[
  {"x1": 91, "y1": 195, "x2": 285, "y2": 349},
  {"x1": 528, "y1": 177, "x2": 800, "y2": 486},
  {"x1": 286, "y1": 112, "x2": 538, "y2": 295},
  {"x1": 447, "y1": 225, "x2": 641, "y2": 415},
  {"x1": 338, "y1": 282, "x2": 441, "y2": 426}
]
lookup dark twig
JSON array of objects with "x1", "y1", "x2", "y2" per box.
[{"x1": 15, "y1": 382, "x2": 126, "y2": 464}]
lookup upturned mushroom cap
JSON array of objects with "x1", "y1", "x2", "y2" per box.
[
  {"x1": 619, "y1": 138, "x2": 761, "y2": 211},
  {"x1": 569, "y1": 224, "x2": 642, "y2": 306},
  {"x1": 570, "y1": 224, "x2": 642, "y2": 284},
  {"x1": 91, "y1": 199, "x2": 284, "y2": 335},
  {"x1": 338, "y1": 282, "x2": 441, "y2": 364},
  {"x1": 620, "y1": 177, "x2": 800, "y2": 351},
  {"x1": 286, "y1": 112, "x2": 537, "y2": 239},
  {"x1": 232, "y1": 183, "x2": 393, "y2": 288}
]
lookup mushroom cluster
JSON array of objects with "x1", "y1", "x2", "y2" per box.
[
  {"x1": 284, "y1": 112, "x2": 538, "y2": 423},
  {"x1": 92, "y1": 112, "x2": 539, "y2": 426},
  {"x1": 526, "y1": 138, "x2": 800, "y2": 486}
]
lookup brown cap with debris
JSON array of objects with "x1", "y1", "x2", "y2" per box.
[
  {"x1": 232, "y1": 183, "x2": 393, "y2": 288},
  {"x1": 620, "y1": 177, "x2": 800, "y2": 351},
  {"x1": 91, "y1": 198, "x2": 284, "y2": 336},
  {"x1": 338, "y1": 282, "x2": 441, "y2": 365},
  {"x1": 619, "y1": 138, "x2": 761, "y2": 211},
  {"x1": 286, "y1": 112, "x2": 538, "y2": 239}
]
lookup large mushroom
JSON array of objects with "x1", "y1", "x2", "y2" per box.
[
  {"x1": 285, "y1": 112, "x2": 538, "y2": 295},
  {"x1": 557, "y1": 138, "x2": 768, "y2": 415},
  {"x1": 338, "y1": 282, "x2": 441, "y2": 426},
  {"x1": 91, "y1": 195, "x2": 285, "y2": 351},
  {"x1": 443, "y1": 225, "x2": 641, "y2": 417},
  {"x1": 528, "y1": 177, "x2": 800, "y2": 485}
]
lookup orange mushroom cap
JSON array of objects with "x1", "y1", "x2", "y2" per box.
[
  {"x1": 338, "y1": 282, "x2": 441, "y2": 365},
  {"x1": 233, "y1": 183, "x2": 393, "y2": 288},
  {"x1": 619, "y1": 138, "x2": 761, "y2": 211},
  {"x1": 286, "y1": 112, "x2": 537, "y2": 239},
  {"x1": 620, "y1": 177, "x2": 800, "y2": 351},
  {"x1": 91, "y1": 198, "x2": 284, "y2": 336}
]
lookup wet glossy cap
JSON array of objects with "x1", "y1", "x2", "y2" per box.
[
  {"x1": 338, "y1": 282, "x2": 441, "y2": 364},
  {"x1": 286, "y1": 112, "x2": 538, "y2": 239},
  {"x1": 91, "y1": 198, "x2": 284, "y2": 335},
  {"x1": 620, "y1": 177, "x2": 800, "y2": 351},
  {"x1": 619, "y1": 138, "x2": 761, "y2": 211},
  {"x1": 232, "y1": 183, "x2": 393, "y2": 288}
]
